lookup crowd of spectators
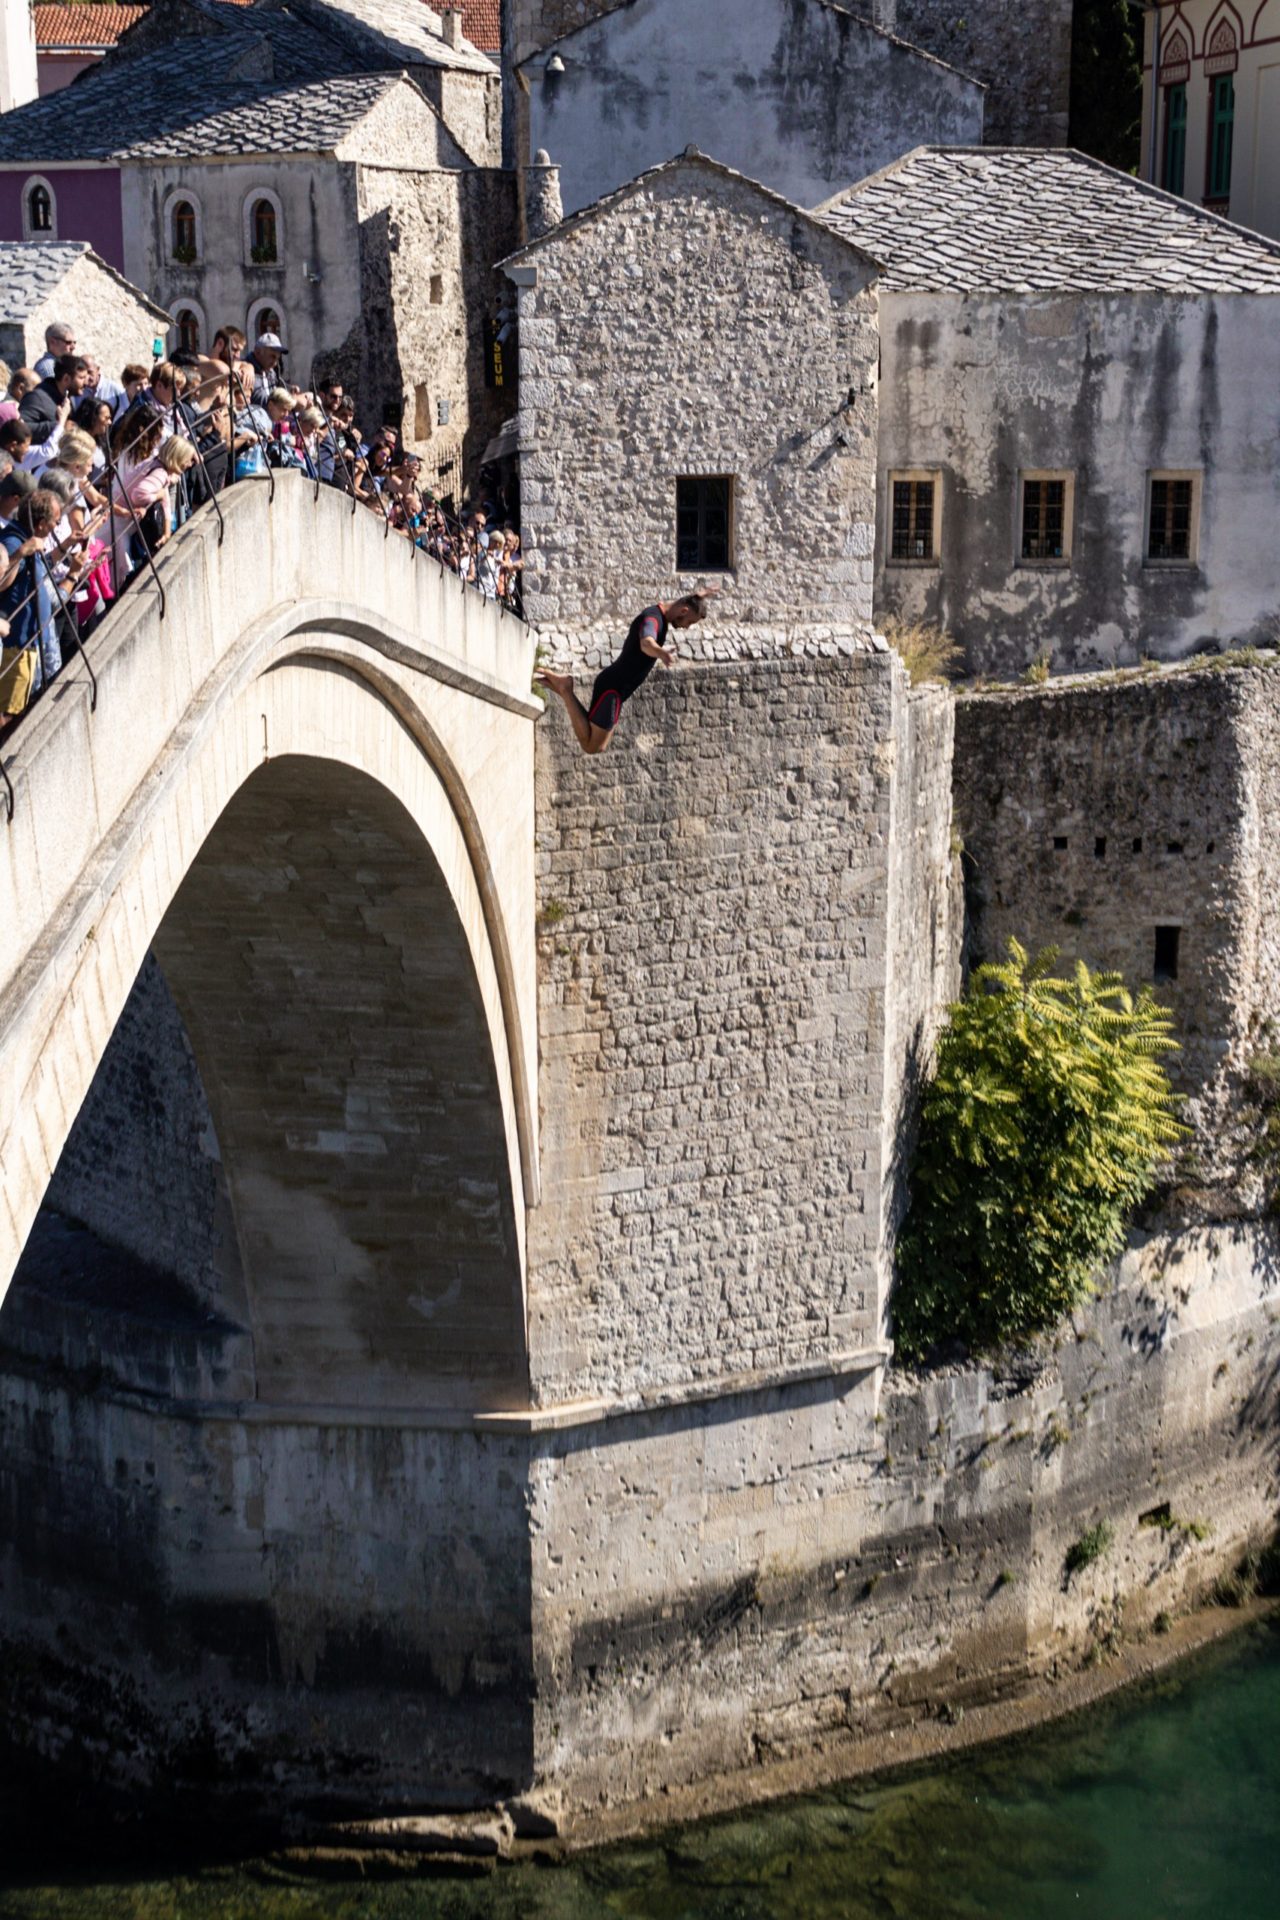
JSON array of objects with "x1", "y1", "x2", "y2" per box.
[{"x1": 0, "y1": 316, "x2": 521, "y2": 736}]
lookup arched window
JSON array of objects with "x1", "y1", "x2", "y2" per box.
[
  {"x1": 246, "y1": 301, "x2": 283, "y2": 353},
  {"x1": 173, "y1": 200, "x2": 197, "y2": 261},
  {"x1": 170, "y1": 300, "x2": 207, "y2": 358},
  {"x1": 242, "y1": 187, "x2": 283, "y2": 267},
  {"x1": 22, "y1": 176, "x2": 57, "y2": 240},
  {"x1": 251, "y1": 199, "x2": 277, "y2": 262}
]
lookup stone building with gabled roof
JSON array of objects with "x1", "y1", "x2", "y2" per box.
[
  {"x1": 818, "y1": 146, "x2": 1280, "y2": 674},
  {"x1": 502, "y1": 148, "x2": 885, "y2": 655},
  {"x1": 0, "y1": 0, "x2": 517, "y2": 485},
  {"x1": 0, "y1": 235, "x2": 170, "y2": 373}
]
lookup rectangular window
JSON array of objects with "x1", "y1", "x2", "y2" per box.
[
  {"x1": 888, "y1": 471, "x2": 941, "y2": 563},
  {"x1": 1207, "y1": 73, "x2": 1235, "y2": 202},
  {"x1": 1019, "y1": 472, "x2": 1074, "y2": 564},
  {"x1": 1163, "y1": 83, "x2": 1187, "y2": 195},
  {"x1": 676, "y1": 475, "x2": 732, "y2": 572},
  {"x1": 1153, "y1": 925, "x2": 1180, "y2": 983},
  {"x1": 1146, "y1": 473, "x2": 1200, "y2": 564}
]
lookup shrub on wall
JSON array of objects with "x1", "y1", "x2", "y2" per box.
[{"x1": 894, "y1": 941, "x2": 1184, "y2": 1362}]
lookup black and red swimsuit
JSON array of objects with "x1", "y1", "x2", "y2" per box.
[{"x1": 588, "y1": 605, "x2": 668, "y2": 731}]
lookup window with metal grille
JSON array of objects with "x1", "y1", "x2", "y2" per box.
[
  {"x1": 1208, "y1": 74, "x2": 1234, "y2": 201},
  {"x1": 1148, "y1": 476, "x2": 1196, "y2": 562},
  {"x1": 27, "y1": 183, "x2": 52, "y2": 233},
  {"x1": 176, "y1": 309, "x2": 200, "y2": 354},
  {"x1": 890, "y1": 477, "x2": 935, "y2": 560},
  {"x1": 1163, "y1": 84, "x2": 1187, "y2": 195},
  {"x1": 676, "y1": 476, "x2": 732, "y2": 571},
  {"x1": 1020, "y1": 475, "x2": 1070, "y2": 561}
]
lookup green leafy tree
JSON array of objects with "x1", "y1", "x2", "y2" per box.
[
  {"x1": 1070, "y1": 0, "x2": 1143, "y2": 173},
  {"x1": 894, "y1": 942, "x2": 1185, "y2": 1362}
]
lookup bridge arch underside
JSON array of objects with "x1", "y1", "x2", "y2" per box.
[{"x1": 145, "y1": 751, "x2": 527, "y2": 1411}]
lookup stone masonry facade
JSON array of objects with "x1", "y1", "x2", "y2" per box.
[
  {"x1": 954, "y1": 660, "x2": 1280, "y2": 1218},
  {"x1": 528, "y1": 654, "x2": 955, "y2": 1405},
  {"x1": 512, "y1": 155, "x2": 880, "y2": 650}
]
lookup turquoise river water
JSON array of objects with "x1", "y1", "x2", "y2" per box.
[{"x1": 1, "y1": 1617, "x2": 1278, "y2": 1920}]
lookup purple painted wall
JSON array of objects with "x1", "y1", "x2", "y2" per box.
[{"x1": 0, "y1": 167, "x2": 124, "y2": 271}]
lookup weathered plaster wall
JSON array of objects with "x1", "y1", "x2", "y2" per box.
[
  {"x1": 353, "y1": 163, "x2": 519, "y2": 475},
  {"x1": 952, "y1": 662, "x2": 1280, "y2": 1210},
  {"x1": 875, "y1": 290, "x2": 1280, "y2": 676},
  {"x1": 520, "y1": 0, "x2": 984, "y2": 217},
  {"x1": 0, "y1": 165, "x2": 125, "y2": 270},
  {"x1": 514, "y1": 156, "x2": 880, "y2": 641}
]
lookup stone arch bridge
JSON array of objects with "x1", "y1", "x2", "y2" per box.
[{"x1": 0, "y1": 477, "x2": 542, "y2": 1408}]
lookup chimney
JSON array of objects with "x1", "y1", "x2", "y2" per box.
[
  {"x1": 524, "y1": 149, "x2": 563, "y2": 243},
  {"x1": 442, "y1": 8, "x2": 465, "y2": 50}
]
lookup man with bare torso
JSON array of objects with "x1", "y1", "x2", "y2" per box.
[{"x1": 536, "y1": 590, "x2": 716, "y2": 754}]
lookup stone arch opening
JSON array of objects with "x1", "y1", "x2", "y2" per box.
[
  {"x1": 5, "y1": 751, "x2": 528, "y2": 1415},
  {"x1": 148, "y1": 751, "x2": 528, "y2": 1412}
]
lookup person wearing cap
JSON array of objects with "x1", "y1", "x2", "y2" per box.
[{"x1": 248, "y1": 332, "x2": 287, "y2": 408}]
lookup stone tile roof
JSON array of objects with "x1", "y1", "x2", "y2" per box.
[
  {"x1": 0, "y1": 0, "x2": 487, "y2": 164},
  {"x1": 819, "y1": 147, "x2": 1280, "y2": 294},
  {"x1": 0, "y1": 239, "x2": 169, "y2": 324},
  {"x1": 33, "y1": 5, "x2": 148, "y2": 50},
  {"x1": 122, "y1": 68, "x2": 410, "y2": 159},
  {"x1": 0, "y1": 38, "x2": 409, "y2": 163}
]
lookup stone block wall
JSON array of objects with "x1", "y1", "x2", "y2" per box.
[
  {"x1": 953, "y1": 661, "x2": 1280, "y2": 1209},
  {"x1": 514, "y1": 155, "x2": 880, "y2": 642},
  {"x1": 880, "y1": 684, "x2": 962, "y2": 1291},
  {"x1": 527, "y1": 653, "x2": 956, "y2": 1406},
  {"x1": 44, "y1": 955, "x2": 239, "y2": 1318},
  {"x1": 872, "y1": 0, "x2": 1074, "y2": 145},
  {"x1": 354, "y1": 163, "x2": 519, "y2": 486}
]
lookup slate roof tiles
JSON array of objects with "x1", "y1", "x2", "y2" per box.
[
  {"x1": 0, "y1": 238, "x2": 169, "y2": 324},
  {"x1": 819, "y1": 147, "x2": 1280, "y2": 294},
  {"x1": 0, "y1": 0, "x2": 487, "y2": 164}
]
